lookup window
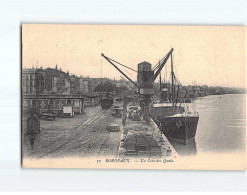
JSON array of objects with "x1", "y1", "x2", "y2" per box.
[
  {"x1": 31, "y1": 99, "x2": 36, "y2": 107},
  {"x1": 67, "y1": 99, "x2": 72, "y2": 105}
]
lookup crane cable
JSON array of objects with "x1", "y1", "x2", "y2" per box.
[
  {"x1": 173, "y1": 75, "x2": 190, "y2": 109},
  {"x1": 106, "y1": 57, "x2": 137, "y2": 72},
  {"x1": 106, "y1": 57, "x2": 136, "y2": 81},
  {"x1": 152, "y1": 52, "x2": 169, "y2": 71}
]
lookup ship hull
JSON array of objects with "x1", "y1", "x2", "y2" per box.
[{"x1": 154, "y1": 116, "x2": 199, "y2": 145}]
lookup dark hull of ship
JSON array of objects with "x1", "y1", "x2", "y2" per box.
[{"x1": 154, "y1": 116, "x2": 199, "y2": 145}]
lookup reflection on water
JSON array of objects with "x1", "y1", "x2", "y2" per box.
[
  {"x1": 166, "y1": 94, "x2": 246, "y2": 156},
  {"x1": 169, "y1": 139, "x2": 197, "y2": 156}
]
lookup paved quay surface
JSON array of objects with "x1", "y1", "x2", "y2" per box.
[
  {"x1": 23, "y1": 102, "x2": 177, "y2": 160},
  {"x1": 23, "y1": 104, "x2": 123, "y2": 159}
]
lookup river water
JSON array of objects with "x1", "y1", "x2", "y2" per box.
[{"x1": 171, "y1": 94, "x2": 246, "y2": 155}]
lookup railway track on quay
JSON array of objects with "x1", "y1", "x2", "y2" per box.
[{"x1": 36, "y1": 109, "x2": 107, "y2": 159}]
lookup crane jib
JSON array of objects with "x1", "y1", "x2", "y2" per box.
[
  {"x1": 101, "y1": 53, "x2": 140, "y2": 89},
  {"x1": 153, "y1": 48, "x2": 174, "y2": 81}
]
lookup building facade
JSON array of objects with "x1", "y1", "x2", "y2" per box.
[{"x1": 22, "y1": 68, "x2": 45, "y2": 95}]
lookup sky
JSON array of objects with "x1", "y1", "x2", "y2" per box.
[{"x1": 22, "y1": 24, "x2": 246, "y2": 88}]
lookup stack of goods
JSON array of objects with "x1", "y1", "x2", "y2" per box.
[
  {"x1": 145, "y1": 135, "x2": 162, "y2": 158},
  {"x1": 135, "y1": 134, "x2": 150, "y2": 157},
  {"x1": 124, "y1": 132, "x2": 137, "y2": 156},
  {"x1": 124, "y1": 128, "x2": 162, "y2": 158}
]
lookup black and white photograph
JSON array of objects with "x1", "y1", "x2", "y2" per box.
[{"x1": 21, "y1": 24, "x2": 246, "y2": 170}]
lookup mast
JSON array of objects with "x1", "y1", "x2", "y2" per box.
[
  {"x1": 171, "y1": 53, "x2": 175, "y2": 107},
  {"x1": 163, "y1": 70, "x2": 167, "y2": 102},
  {"x1": 159, "y1": 61, "x2": 162, "y2": 103},
  {"x1": 159, "y1": 60, "x2": 162, "y2": 90},
  {"x1": 165, "y1": 64, "x2": 170, "y2": 102}
]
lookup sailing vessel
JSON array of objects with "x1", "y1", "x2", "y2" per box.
[{"x1": 150, "y1": 53, "x2": 199, "y2": 145}]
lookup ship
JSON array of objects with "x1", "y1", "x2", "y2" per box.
[
  {"x1": 151, "y1": 103, "x2": 199, "y2": 144},
  {"x1": 150, "y1": 53, "x2": 199, "y2": 145}
]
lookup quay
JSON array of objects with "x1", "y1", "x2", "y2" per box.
[
  {"x1": 118, "y1": 109, "x2": 177, "y2": 159},
  {"x1": 22, "y1": 100, "x2": 177, "y2": 159}
]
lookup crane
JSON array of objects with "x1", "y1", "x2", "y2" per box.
[{"x1": 101, "y1": 48, "x2": 174, "y2": 124}]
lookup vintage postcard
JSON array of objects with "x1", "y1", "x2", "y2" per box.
[{"x1": 21, "y1": 24, "x2": 246, "y2": 170}]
